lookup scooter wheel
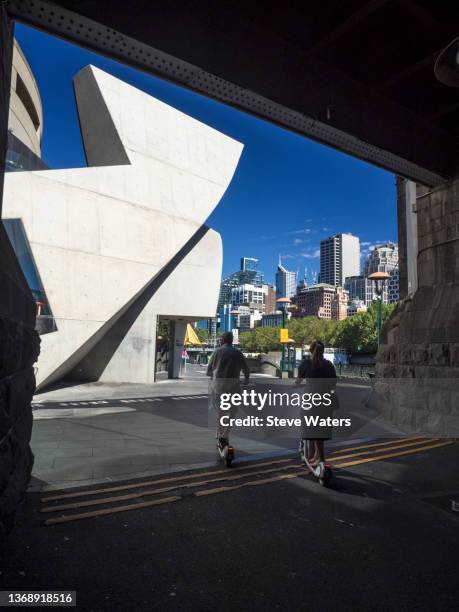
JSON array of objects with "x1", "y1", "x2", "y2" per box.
[
  {"x1": 225, "y1": 447, "x2": 234, "y2": 467},
  {"x1": 319, "y1": 470, "x2": 333, "y2": 486}
]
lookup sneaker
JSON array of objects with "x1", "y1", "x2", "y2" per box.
[{"x1": 218, "y1": 437, "x2": 228, "y2": 451}]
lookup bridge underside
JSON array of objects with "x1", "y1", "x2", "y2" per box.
[{"x1": 0, "y1": 1, "x2": 458, "y2": 529}]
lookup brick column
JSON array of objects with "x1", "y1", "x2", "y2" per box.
[{"x1": 376, "y1": 177, "x2": 459, "y2": 435}]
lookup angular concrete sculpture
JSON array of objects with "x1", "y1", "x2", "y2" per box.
[{"x1": 3, "y1": 65, "x2": 243, "y2": 389}]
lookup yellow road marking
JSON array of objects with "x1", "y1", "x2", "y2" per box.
[
  {"x1": 40, "y1": 437, "x2": 446, "y2": 506},
  {"x1": 331, "y1": 436, "x2": 426, "y2": 454},
  {"x1": 41, "y1": 463, "x2": 304, "y2": 513},
  {"x1": 41, "y1": 438, "x2": 437, "y2": 512},
  {"x1": 195, "y1": 473, "x2": 299, "y2": 496},
  {"x1": 335, "y1": 440, "x2": 454, "y2": 468},
  {"x1": 41, "y1": 457, "x2": 294, "y2": 503},
  {"x1": 43, "y1": 439, "x2": 455, "y2": 525},
  {"x1": 329, "y1": 438, "x2": 438, "y2": 461},
  {"x1": 44, "y1": 495, "x2": 180, "y2": 526}
]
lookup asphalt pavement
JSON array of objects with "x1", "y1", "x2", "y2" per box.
[
  {"x1": 2, "y1": 372, "x2": 457, "y2": 611},
  {"x1": 29, "y1": 375, "x2": 401, "y2": 492},
  {"x1": 1, "y1": 441, "x2": 458, "y2": 612}
]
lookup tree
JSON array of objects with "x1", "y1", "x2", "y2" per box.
[
  {"x1": 336, "y1": 303, "x2": 396, "y2": 353},
  {"x1": 195, "y1": 327, "x2": 209, "y2": 343},
  {"x1": 287, "y1": 316, "x2": 340, "y2": 348},
  {"x1": 239, "y1": 327, "x2": 281, "y2": 353}
]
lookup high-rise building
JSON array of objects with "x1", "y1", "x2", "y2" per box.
[
  {"x1": 293, "y1": 283, "x2": 348, "y2": 320},
  {"x1": 5, "y1": 40, "x2": 52, "y2": 335},
  {"x1": 264, "y1": 284, "x2": 277, "y2": 314},
  {"x1": 320, "y1": 233, "x2": 360, "y2": 287},
  {"x1": 347, "y1": 299, "x2": 367, "y2": 317},
  {"x1": 240, "y1": 257, "x2": 258, "y2": 272},
  {"x1": 331, "y1": 287, "x2": 349, "y2": 321},
  {"x1": 275, "y1": 258, "x2": 297, "y2": 300},
  {"x1": 261, "y1": 313, "x2": 284, "y2": 327},
  {"x1": 364, "y1": 241, "x2": 399, "y2": 303},
  {"x1": 231, "y1": 283, "x2": 267, "y2": 312},
  {"x1": 344, "y1": 275, "x2": 371, "y2": 303},
  {"x1": 218, "y1": 304, "x2": 239, "y2": 333},
  {"x1": 218, "y1": 257, "x2": 265, "y2": 310}
]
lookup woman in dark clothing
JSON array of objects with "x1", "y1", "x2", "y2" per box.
[{"x1": 296, "y1": 340, "x2": 337, "y2": 466}]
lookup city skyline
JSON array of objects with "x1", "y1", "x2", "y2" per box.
[
  {"x1": 14, "y1": 23, "x2": 398, "y2": 286},
  {"x1": 224, "y1": 233, "x2": 398, "y2": 287}
]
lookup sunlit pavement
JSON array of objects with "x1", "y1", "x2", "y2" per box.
[{"x1": 29, "y1": 375, "x2": 396, "y2": 492}]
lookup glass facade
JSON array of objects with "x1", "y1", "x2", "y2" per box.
[{"x1": 5, "y1": 131, "x2": 48, "y2": 173}]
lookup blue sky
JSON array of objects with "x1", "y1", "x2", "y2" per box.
[{"x1": 15, "y1": 23, "x2": 397, "y2": 285}]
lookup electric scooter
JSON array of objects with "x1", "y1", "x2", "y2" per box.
[
  {"x1": 299, "y1": 439, "x2": 333, "y2": 486},
  {"x1": 217, "y1": 438, "x2": 234, "y2": 467}
]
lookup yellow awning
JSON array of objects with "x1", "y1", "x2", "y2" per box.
[{"x1": 184, "y1": 323, "x2": 202, "y2": 345}]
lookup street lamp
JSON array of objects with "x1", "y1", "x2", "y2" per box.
[
  {"x1": 368, "y1": 271, "x2": 390, "y2": 350},
  {"x1": 277, "y1": 297, "x2": 291, "y2": 372}
]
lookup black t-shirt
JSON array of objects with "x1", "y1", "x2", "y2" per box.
[{"x1": 298, "y1": 357, "x2": 336, "y2": 380}]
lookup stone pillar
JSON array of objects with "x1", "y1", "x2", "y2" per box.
[
  {"x1": 376, "y1": 177, "x2": 459, "y2": 436},
  {"x1": 396, "y1": 177, "x2": 408, "y2": 300},
  {"x1": 0, "y1": 9, "x2": 39, "y2": 535},
  {"x1": 171, "y1": 320, "x2": 187, "y2": 378}
]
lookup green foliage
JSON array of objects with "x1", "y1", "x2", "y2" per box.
[
  {"x1": 157, "y1": 320, "x2": 170, "y2": 340},
  {"x1": 239, "y1": 326, "x2": 282, "y2": 353},
  {"x1": 288, "y1": 316, "x2": 340, "y2": 347},
  {"x1": 335, "y1": 302, "x2": 397, "y2": 353},
  {"x1": 238, "y1": 303, "x2": 397, "y2": 355},
  {"x1": 195, "y1": 327, "x2": 209, "y2": 343}
]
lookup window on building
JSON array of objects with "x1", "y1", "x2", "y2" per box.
[{"x1": 15, "y1": 73, "x2": 40, "y2": 131}]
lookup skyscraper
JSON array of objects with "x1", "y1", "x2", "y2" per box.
[
  {"x1": 218, "y1": 257, "x2": 265, "y2": 309},
  {"x1": 240, "y1": 257, "x2": 258, "y2": 272},
  {"x1": 275, "y1": 257, "x2": 297, "y2": 300},
  {"x1": 292, "y1": 283, "x2": 349, "y2": 320},
  {"x1": 364, "y1": 241, "x2": 399, "y2": 303},
  {"x1": 320, "y1": 233, "x2": 360, "y2": 287}
]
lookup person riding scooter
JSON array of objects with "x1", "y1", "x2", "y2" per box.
[
  {"x1": 207, "y1": 331, "x2": 250, "y2": 464},
  {"x1": 296, "y1": 340, "x2": 337, "y2": 473}
]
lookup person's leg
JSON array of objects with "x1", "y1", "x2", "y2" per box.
[
  {"x1": 216, "y1": 397, "x2": 238, "y2": 446},
  {"x1": 316, "y1": 440, "x2": 325, "y2": 462},
  {"x1": 216, "y1": 402, "x2": 230, "y2": 444},
  {"x1": 309, "y1": 440, "x2": 324, "y2": 464}
]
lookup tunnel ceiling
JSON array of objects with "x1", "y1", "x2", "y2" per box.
[{"x1": 6, "y1": 0, "x2": 459, "y2": 185}]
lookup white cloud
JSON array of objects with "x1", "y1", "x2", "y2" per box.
[
  {"x1": 293, "y1": 238, "x2": 304, "y2": 245},
  {"x1": 280, "y1": 253, "x2": 295, "y2": 260},
  {"x1": 285, "y1": 228, "x2": 312, "y2": 236},
  {"x1": 300, "y1": 249, "x2": 320, "y2": 259}
]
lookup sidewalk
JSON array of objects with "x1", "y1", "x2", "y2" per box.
[
  {"x1": 29, "y1": 372, "x2": 379, "y2": 493},
  {"x1": 30, "y1": 371, "x2": 291, "y2": 492},
  {"x1": 33, "y1": 366, "x2": 211, "y2": 404}
]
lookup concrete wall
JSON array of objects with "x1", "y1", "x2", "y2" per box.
[
  {"x1": 0, "y1": 11, "x2": 39, "y2": 534},
  {"x1": 8, "y1": 40, "x2": 43, "y2": 156},
  {"x1": 3, "y1": 65, "x2": 242, "y2": 389}
]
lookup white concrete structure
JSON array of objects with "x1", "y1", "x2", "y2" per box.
[
  {"x1": 3, "y1": 65, "x2": 243, "y2": 389},
  {"x1": 320, "y1": 233, "x2": 360, "y2": 287},
  {"x1": 8, "y1": 40, "x2": 43, "y2": 156}
]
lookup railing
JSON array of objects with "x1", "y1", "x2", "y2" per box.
[{"x1": 337, "y1": 363, "x2": 375, "y2": 378}]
